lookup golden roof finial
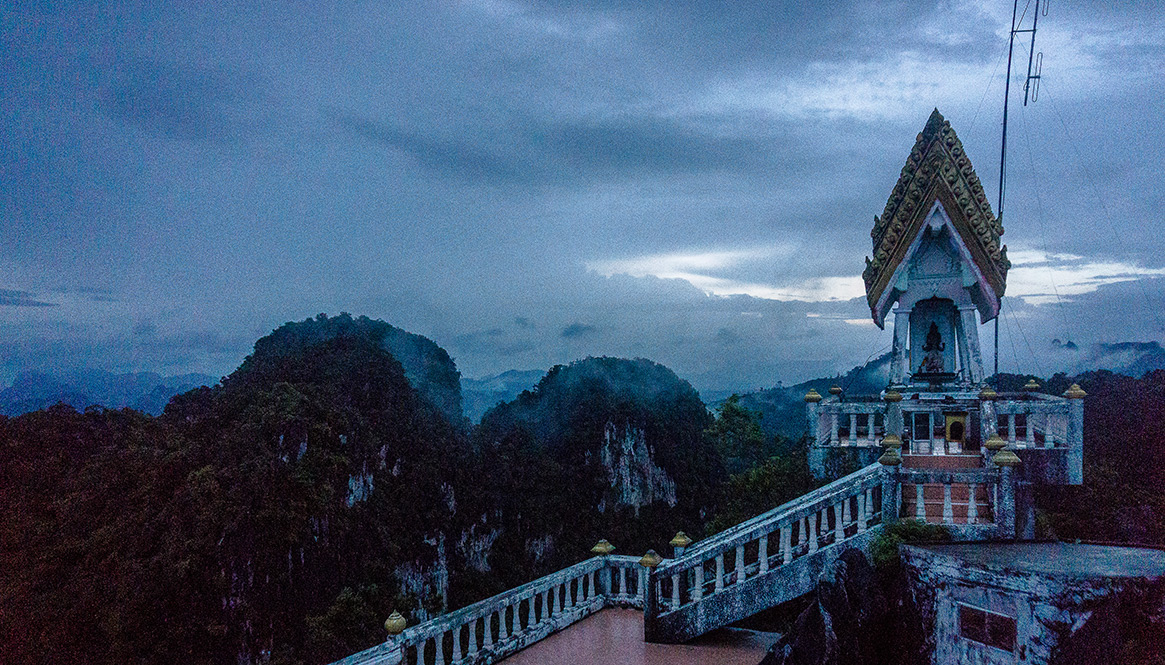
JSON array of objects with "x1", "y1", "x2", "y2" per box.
[
  {"x1": 669, "y1": 532, "x2": 692, "y2": 548},
  {"x1": 1063, "y1": 384, "x2": 1087, "y2": 399},
  {"x1": 639, "y1": 550, "x2": 663, "y2": 568},
  {"x1": 590, "y1": 539, "x2": 615, "y2": 555}
]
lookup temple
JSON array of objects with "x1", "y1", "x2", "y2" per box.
[{"x1": 330, "y1": 111, "x2": 1165, "y2": 665}]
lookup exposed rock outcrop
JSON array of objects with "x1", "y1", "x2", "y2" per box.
[{"x1": 760, "y1": 549, "x2": 893, "y2": 665}]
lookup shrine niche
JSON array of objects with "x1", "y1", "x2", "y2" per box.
[{"x1": 910, "y1": 298, "x2": 957, "y2": 380}]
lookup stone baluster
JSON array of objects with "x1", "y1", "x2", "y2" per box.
[
  {"x1": 618, "y1": 567, "x2": 627, "y2": 598},
  {"x1": 849, "y1": 413, "x2": 858, "y2": 444},
  {"x1": 834, "y1": 501, "x2": 845, "y2": 542},
  {"x1": 483, "y1": 612, "x2": 494, "y2": 648},
  {"x1": 808, "y1": 512, "x2": 818, "y2": 553},
  {"x1": 715, "y1": 554, "x2": 725, "y2": 591},
  {"x1": 830, "y1": 411, "x2": 839, "y2": 445},
  {"x1": 856, "y1": 492, "x2": 866, "y2": 533},
  {"x1": 758, "y1": 534, "x2": 769, "y2": 574},
  {"x1": 693, "y1": 563, "x2": 704, "y2": 600},
  {"x1": 943, "y1": 483, "x2": 954, "y2": 524},
  {"x1": 1025, "y1": 411, "x2": 1035, "y2": 448},
  {"x1": 967, "y1": 483, "x2": 979, "y2": 524},
  {"x1": 782, "y1": 524, "x2": 793, "y2": 564},
  {"x1": 550, "y1": 585, "x2": 560, "y2": 615},
  {"x1": 637, "y1": 567, "x2": 647, "y2": 603},
  {"x1": 734, "y1": 545, "x2": 745, "y2": 584},
  {"x1": 468, "y1": 617, "x2": 478, "y2": 656},
  {"x1": 915, "y1": 484, "x2": 926, "y2": 521},
  {"x1": 1008, "y1": 414, "x2": 1017, "y2": 445},
  {"x1": 452, "y1": 624, "x2": 463, "y2": 661}
]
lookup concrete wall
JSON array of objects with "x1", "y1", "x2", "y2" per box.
[{"x1": 901, "y1": 545, "x2": 1165, "y2": 665}]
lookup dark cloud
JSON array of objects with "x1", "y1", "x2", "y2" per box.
[
  {"x1": 101, "y1": 60, "x2": 248, "y2": 140},
  {"x1": 336, "y1": 110, "x2": 786, "y2": 183},
  {"x1": 561, "y1": 323, "x2": 598, "y2": 338},
  {"x1": 0, "y1": 290, "x2": 57, "y2": 307}
]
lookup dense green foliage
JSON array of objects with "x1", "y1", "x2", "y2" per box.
[
  {"x1": 0, "y1": 315, "x2": 471, "y2": 665},
  {"x1": 470, "y1": 357, "x2": 724, "y2": 584},
  {"x1": 0, "y1": 322, "x2": 732, "y2": 665},
  {"x1": 1027, "y1": 370, "x2": 1165, "y2": 546},
  {"x1": 869, "y1": 519, "x2": 952, "y2": 568}
]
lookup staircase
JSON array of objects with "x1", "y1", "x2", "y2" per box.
[{"x1": 644, "y1": 464, "x2": 887, "y2": 643}]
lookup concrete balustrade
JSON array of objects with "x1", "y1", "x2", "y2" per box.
[
  {"x1": 648, "y1": 465, "x2": 883, "y2": 622},
  {"x1": 333, "y1": 554, "x2": 648, "y2": 665}
]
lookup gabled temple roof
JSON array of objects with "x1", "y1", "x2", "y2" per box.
[{"x1": 863, "y1": 109, "x2": 1009, "y2": 326}]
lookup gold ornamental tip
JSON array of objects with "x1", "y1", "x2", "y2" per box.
[
  {"x1": 1063, "y1": 384, "x2": 1087, "y2": 399},
  {"x1": 669, "y1": 531, "x2": 693, "y2": 548},
  {"x1": 878, "y1": 447, "x2": 902, "y2": 466},
  {"x1": 804, "y1": 388, "x2": 823, "y2": 403},
  {"x1": 590, "y1": 539, "x2": 616, "y2": 555},
  {"x1": 984, "y1": 433, "x2": 1006, "y2": 451},
  {"x1": 881, "y1": 434, "x2": 903, "y2": 448},
  {"x1": 978, "y1": 386, "x2": 998, "y2": 401},
  {"x1": 883, "y1": 389, "x2": 903, "y2": 403},
  {"x1": 639, "y1": 550, "x2": 663, "y2": 568},
  {"x1": 1023, "y1": 379, "x2": 1040, "y2": 391},
  {"x1": 384, "y1": 610, "x2": 407, "y2": 636},
  {"x1": 992, "y1": 449, "x2": 1022, "y2": 467},
  {"x1": 829, "y1": 385, "x2": 843, "y2": 395}
]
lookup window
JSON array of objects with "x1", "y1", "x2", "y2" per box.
[{"x1": 959, "y1": 603, "x2": 1016, "y2": 652}]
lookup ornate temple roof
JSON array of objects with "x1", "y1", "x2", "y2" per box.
[{"x1": 863, "y1": 109, "x2": 1009, "y2": 326}]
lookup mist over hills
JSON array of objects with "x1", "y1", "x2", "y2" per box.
[
  {"x1": 0, "y1": 369, "x2": 218, "y2": 417},
  {"x1": 460, "y1": 369, "x2": 545, "y2": 424}
]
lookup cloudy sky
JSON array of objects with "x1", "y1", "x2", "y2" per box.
[{"x1": 2, "y1": 0, "x2": 1164, "y2": 393}]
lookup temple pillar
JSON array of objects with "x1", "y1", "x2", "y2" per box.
[
  {"x1": 958, "y1": 305, "x2": 984, "y2": 384},
  {"x1": 890, "y1": 307, "x2": 911, "y2": 384}
]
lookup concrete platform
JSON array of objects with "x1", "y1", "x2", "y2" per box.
[
  {"x1": 915, "y1": 542, "x2": 1165, "y2": 579},
  {"x1": 499, "y1": 608, "x2": 776, "y2": 665}
]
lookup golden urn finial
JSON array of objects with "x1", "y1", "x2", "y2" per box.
[
  {"x1": 804, "y1": 388, "x2": 822, "y2": 403},
  {"x1": 883, "y1": 388, "x2": 903, "y2": 403},
  {"x1": 1063, "y1": 384, "x2": 1087, "y2": 399},
  {"x1": 384, "y1": 610, "x2": 407, "y2": 636},
  {"x1": 1023, "y1": 379, "x2": 1040, "y2": 391},
  {"x1": 639, "y1": 550, "x2": 663, "y2": 568},
  {"x1": 829, "y1": 385, "x2": 843, "y2": 395},
  {"x1": 669, "y1": 532, "x2": 692, "y2": 548},
  {"x1": 984, "y1": 433, "x2": 1007, "y2": 451},
  {"x1": 590, "y1": 539, "x2": 615, "y2": 555},
  {"x1": 978, "y1": 385, "x2": 998, "y2": 400},
  {"x1": 992, "y1": 449, "x2": 1022, "y2": 467}
]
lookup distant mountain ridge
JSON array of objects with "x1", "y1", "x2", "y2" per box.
[
  {"x1": 461, "y1": 369, "x2": 545, "y2": 423},
  {"x1": 0, "y1": 369, "x2": 218, "y2": 416}
]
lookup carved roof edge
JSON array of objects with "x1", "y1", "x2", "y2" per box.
[{"x1": 862, "y1": 109, "x2": 1010, "y2": 322}]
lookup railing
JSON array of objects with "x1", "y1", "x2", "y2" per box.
[
  {"x1": 334, "y1": 555, "x2": 647, "y2": 665},
  {"x1": 994, "y1": 397, "x2": 1070, "y2": 448},
  {"x1": 650, "y1": 464, "x2": 884, "y2": 617},
  {"x1": 813, "y1": 400, "x2": 886, "y2": 446}
]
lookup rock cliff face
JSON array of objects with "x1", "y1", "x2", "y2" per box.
[
  {"x1": 598, "y1": 421, "x2": 678, "y2": 514},
  {"x1": 760, "y1": 549, "x2": 899, "y2": 665},
  {"x1": 472, "y1": 357, "x2": 723, "y2": 575}
]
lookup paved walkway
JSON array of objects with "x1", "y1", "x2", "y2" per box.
[{"x1": 499, "y1": 608, "x2": 776, "y2": 665}]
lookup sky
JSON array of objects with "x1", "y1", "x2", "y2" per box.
[{"x1": 2, "y1": 0, "x2": 1164, "y2": 393}]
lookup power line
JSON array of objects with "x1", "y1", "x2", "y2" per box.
[{"x1": 1042, "y1": 86, "x2": 1165, "y2": 336}]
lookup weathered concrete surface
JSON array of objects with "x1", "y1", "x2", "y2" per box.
[
  {"x1": 759, "y1": 549, "x2": 893, "y2": 665},
  {"x1": 646, "y1": 527, "x2": 883, "y2": 644},
  {"x1": 499, "y1": 609, "x2": 775, "y2": 665},
  {"x1": 901, "y1": 542, "x2": 1165, "y2": 665}
]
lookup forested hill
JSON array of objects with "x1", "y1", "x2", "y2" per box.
[
  {"x1": 0, "y1": 314, "x2": 474, "y2": 665},
  {"x1": 0, "y1": 320, "x2": 727, "y2": 665},
  {"x1": 470, "y1": 357, "x2": 725, "y2": 584}
]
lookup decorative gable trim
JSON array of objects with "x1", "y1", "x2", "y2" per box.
[{"x1": 863, "y1": 109, "x2": 1009, "y2": 325}]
